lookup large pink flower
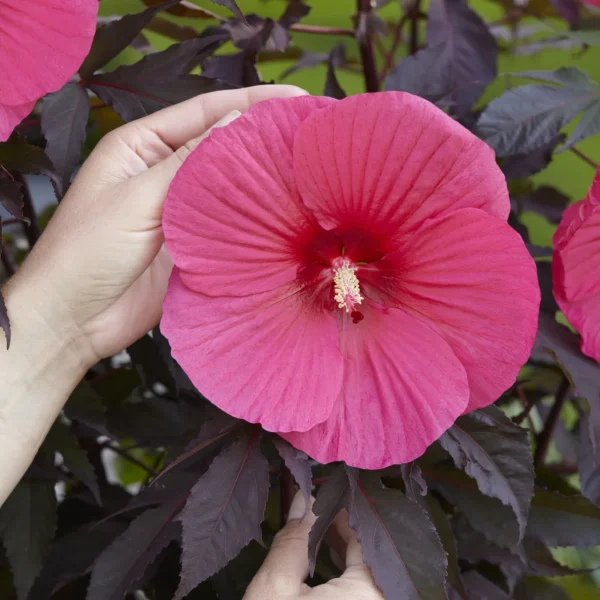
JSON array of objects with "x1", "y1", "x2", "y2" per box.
[
  {"x1": 161, "y1": 93, "x2": 540, "y2": 468},
  {"x1": 553, "y1": 167, "x2": 600, "y2": 363},
  {"x1": 0, "y1": 0, "x2": 98, "y2": 141}
]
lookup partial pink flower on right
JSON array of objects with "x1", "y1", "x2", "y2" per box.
[{"x1": 553, "y1": 167, "x2": 600, "y2": 363}]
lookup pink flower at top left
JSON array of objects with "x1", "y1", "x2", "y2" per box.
[{"x1": 0, "y1": 0, "x2": 98, "y2": 141}]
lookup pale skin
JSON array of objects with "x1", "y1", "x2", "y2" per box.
[{"x1": 0, "y1": 86, "x2": 383, "y2": 597}]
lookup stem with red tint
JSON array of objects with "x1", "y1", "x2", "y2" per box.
[
  {"x1": 408, "y1": 0, "x2": 422, "y2": 55},
  {"x1": 16, "y1": 174, "x2": 42, "y2": 248},
  {"x1": 570, "y1": 147, "x2": 599, "y2": 170},
  {"x1": 357, "y1": 0, "x2": 380, "y2": 93}
]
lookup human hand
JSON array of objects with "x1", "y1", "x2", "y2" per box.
[
  {"x1": 6, "y1": 85, "x2": 307, "y2": 365},
  {"x1": 244, "y1": 493, "x2": 383, "y2": 600}
]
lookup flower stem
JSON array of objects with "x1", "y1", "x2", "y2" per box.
[
  {"x1": 357, "y1": 0, "x2": 380, "y2": 93},
  {"x1": 534, "y1": 375, "x2": 570, "y2": 467}
]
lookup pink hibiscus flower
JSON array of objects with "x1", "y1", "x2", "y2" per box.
[
  {"x1": 553, "y1": 167, "x2": 600, "y2": 363},
  {"x1": 0, "y1": 0, "x2": 98, "y2": 141},
  {"x1": 161, "y1": 93, "x2": 540, "y2": 468}
]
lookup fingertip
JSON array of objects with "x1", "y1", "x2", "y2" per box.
[
  {"x1": 287, "y1": 490, "x2": 316, "y2": 523},
  {"x1": 248, "y1": 84, "x2": 309, "y2": 105}
]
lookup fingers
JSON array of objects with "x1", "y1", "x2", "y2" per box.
[
  {"x1": 244, "y1": 491, "x2": 316, "y2": 598},
  {"x1": 86, "y1": 85, "x2": 307, "y2": 178}
]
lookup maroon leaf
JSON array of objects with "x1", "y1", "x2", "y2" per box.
[
  {"x1": 439, "y1": 406, "x2": 534, "y2": 541},
  {"x1": 461, "y1": 572, "x2": 511, "y2": 600},
  {"x1": 87, "y1": 36, "x2": 232, "y2": 122},
  {"x1": 549, "y1": 0, "x2": 580, "y2": 27},
  {"x1": 44, "y1": 422, "x2": 101, "y2": 506},
  {"x1": 324, "y1": 44, "x2": 346, "y2": 99},
  {"x1": 88, "y1": 498, "x2": 183, "y2": 600},
  {"x1": 511, "y1": 185, "x2": 570, "y2": 223},
  {"x1": 202, "y1": 52, "x2": 261, "y2": 87},
  {"x1": 0, "y1": 479, "x2": 57, "y2": 600},
  {"x1": 514, "y1": 578, "x2": 571, "y2": 600},
  {"x1": 80, "y1": 0, "x2": 185, "y2": 78},
  {"x1": 528, "y1": 488, "x2": 600, "y2": 548},
  {"x1": 401, "y1": 462, "x2": 427, "y2": 503},
  {"x1": 174, "y1": 430, "x2": 269, "y2": 599},
  {"x1": 579, "y1": 416, "x2": 600, "y2": 506},
  {"x1": 534, "y1": 314, "x2": 600, "y2": 451},
  {"x1": 0, "y1": 140, "x2": 62, "y2": 198},
  {"x1": 273, "y1": 437, "x2": 312, "y2": 517},
  {"x1": 346, "y1": 468, "x2": 448, "y2": 600},
  {"x1": 307, "y1": 465, "x2": 350, "y2": 575},
  {"x1": 212, "y1": 0, "x2": 245, "y2": 20},
  {"x1": 426, "y1": 467, "x2": 520, "y2": 549},
  {"x1": 281, "y1": 50, "x2": 328, "y2": 79},
  {"x1": 41, "y1": 84, "x2": 90, "y2": 194},
  {"x1": 386, "y1": 0, "x2": 497, "y2": 115},
  {"x1": 0, "y1": 287, "x2": 9, "y2": 349},
  {"x1": 0, "y1": 177, "x2": 25, "y2": 221},
  {"x1": 280, "y1": 0, "x2": 311, "y2": 28},
  {"x1": 224, "y1": 15, "x2": 287, "y2": 52},
  {"x1": 502, "y1": 135, "x2": 564, "y2": 179}
]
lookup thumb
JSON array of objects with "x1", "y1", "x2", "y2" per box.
[
  {"x1": 244, "y1": 492, "x2": 316, "y2": 599},
  {"x1": 118, "y1": 110, "x2": 242, "y2": 227}
]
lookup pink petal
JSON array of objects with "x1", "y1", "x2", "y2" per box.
[
  {"x1": 0, "y1": 100, "x2": 35, "y2": 142},
  {"x1": 282, "y1": 305, "x2": 470, "y2": 468},
  {"x1": 163, "y1": 96, "x2": 335, "y2": 297},
  {"x1": 293, "y1": 92, "x2": 508, "y2": 251},
  {"x1": 161, "y1": 268, "x2": 343, "y2": 432},
  {"x1": 0, "y1": 0, "x2": 98, "y2": 106},
  {"x1": 368, "y1": 208, "x2": 540, "y2": 412},
  {"x1": 553, "y1": 205, "x2": 600, "y2": 363}
]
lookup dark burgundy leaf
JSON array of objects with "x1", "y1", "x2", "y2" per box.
[
  {"x1": 142, "y1": 0, "x2": 221, "y2": 19},
  {"x1": 281, "y1": 50, "x2": 328, "y2": 79},
  {"x1": 346, "y1": 468, "x2": 447, "y2": 600},
  {"x1": 579, "y1": 417, "x2": 600, "y2": 506},
  {"x1": 401, "y1": 462, "x2": 428, "y2": 503},
  {"x1": 279, "y1": 0, "x2": 311, "y2": 28},
  {"x1": 0, "y1": 141, "x2": 62, "y2": 198},
  {"x1": 152, "y1": 325, "x2": 197, "y2": 394},
  {"x1": 0, "y1": 288, "x2": 9, "y2": 350},
  {"x1": 202, "y1": 52, "x2": 261, "y2": 87},
  {"x1": 224, "y1": 15, "x2": 291, "y2": 52},
  {"x1": 535, "y1": 261, "x2": 559, "y2": 315},
  {"x1": 425, "y1": 497, "x2": 467, "y2": 599},
  {"x1": 127, "y1": 333, "x2": 175, "y2": 391},
  {"x1": 308, "y1": 465, "x2": 351, "y2": 575},
  {"x1": 0, "y1": 178, "x2": 25, "y2": 221},
  {"x1": 64, "y1": 380, "x2": 108, "y2": 435},
  {"x1": 511, "y1": 185, "x2": 570, "y2": 223},
  {"x1": 211, "y1": 0, "x2": 245, "y2": 20},
  {"x1": 387, "y1": 0, "x2": 497, "y2": 115},
  {"x1": 175, "y1": 430, "x2": 269, "y2": 599},
  {"x1": 534, "y1": 314, "x2": 600, "y2": 450},
  {"x1": 426, "y1": 467, "x2": 520, "y2": 549},
  {"x1": 462, "y1": 572, "x2": 512, "y2": 600},
  {"x1": 324, "y1": 44, "x2": 347, "y2": 99},
  {"x1": 527, "y1": 488, "x2": 600, "y2": 547},
  {"x1": 501, "y1": 135, "x2": 564, "y2": 179},
  {"x1": 273, "y1": 438, "x2": 312, "y2": 517},
  {"x1": 356, "y1": 11, "x2": 388, "y2": 43},
  {"x1": 80, "y1": 0, "x2": 184, "y2": 77},
  {"x1": 45, "y1": 422, "x2": 101, "y2": 506},
  {"x1": 549, "y1": 0, "x2": 580, "y2": 27},
  {"x1": 476, "y1": 67, "x2": 600, "y2": 156},
  {"x1": 88, "y1": 498, "x2": 184, "y2": 600},
  {"x1": 439, "y1": 406, "x2": 534, "y2": 540},
  {"x1": 87, "y1": 37, "x2": 233, "y2": 122},
  {"x1": 41, "y1": 84, "x2": 90, "y2": 194},
  {"x1": 28, "y1": 520, "x2": 127, "y2": 600},
  {"x1": 0, "y1": 480, "x2": 57, "y2": 600}
]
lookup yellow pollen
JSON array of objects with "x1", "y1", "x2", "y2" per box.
[{"x1": 333, "y1": 260, "x2": 363, "y2": 313}]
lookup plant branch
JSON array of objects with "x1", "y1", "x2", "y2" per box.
[
  {"x1": 534, "y1": 375, "x2": 570, "y2": 467},
  {"x1": 99, "y1": 441, "x2": 159, "y2": 478},
  {"x1": 408, "y1": 0, "x2": 422, "y2": 55},
  {"x1": 570, "y1": 146, "x2": 599, "y2": 170},
  {"x1": 357, "y1": 0, "x2": 380, "y2": 93},
  {"x1": 513, "y1": 384, "x2": 536, "y2": 432},
  {"x1": 290, "y1": 24, "x2": 355, "y2": 37},
  {"x1": 379, "y1": 16, "x2": 406, "y2": 81}
]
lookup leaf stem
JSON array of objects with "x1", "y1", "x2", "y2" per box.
[
  {"x1": 357, "y1": 0, "x2": 380, "y2": 93},
  {"x1": 570, "y1": 146, "x2": 599, "y2": 170},
  {"x1": 534, "y1": 375, "x2": 570, "y2": 467},
  {"x1": 99, "y1": 441, "x2": 159, "y2": 478},
  {"x1": 290, "y1": 24, "x2": 355, "y2": 37},
  {"x1": 408, "y1": 0, "x2": 422, "y2": 55}
]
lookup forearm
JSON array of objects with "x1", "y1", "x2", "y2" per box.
[{"x1": 0, "y1": 274, "x2": 92, "y2": 505}]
